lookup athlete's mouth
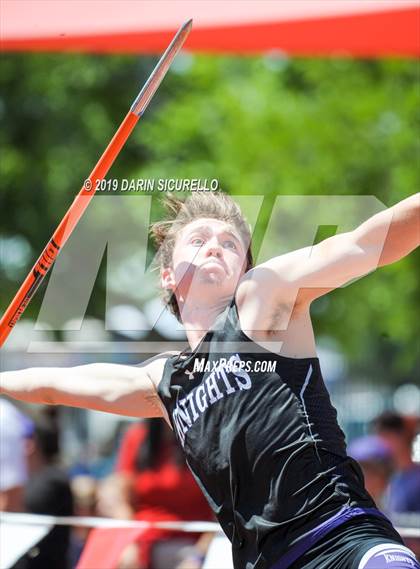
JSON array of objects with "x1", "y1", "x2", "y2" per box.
[{"x1": 202, "y1": 260, "x2": 226, "y2": 271}]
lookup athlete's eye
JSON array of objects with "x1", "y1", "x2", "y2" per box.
[
  {"x1": 191, "y1": 237, "x2": 204, "y2": 246},
  {"x1": 223, "y1": 240, "x2": 237, "y2": 250}
]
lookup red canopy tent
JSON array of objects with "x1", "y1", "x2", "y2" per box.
[{"x1": 1, "y1": 0, "x2": 419, "y2": 57}]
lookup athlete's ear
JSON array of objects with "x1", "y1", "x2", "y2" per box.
[{"x1": 161, "y1": 267, "x2": 176, "y2": 291}]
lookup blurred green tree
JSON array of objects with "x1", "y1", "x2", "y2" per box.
[{"x1": 0, "y1": 54, "x2": 418, "y2": 382}]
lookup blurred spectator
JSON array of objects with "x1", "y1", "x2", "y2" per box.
[
  {"x1": 68, "y1": 419, "x2": 126, "y2": 480},
  {"x1": 12, "y1": 412, "x2": 74, "y2": 569},
  {"x1": 0, "y1": 398, "x2": 32, "y2": 512},
  {"x1": 80, "y1": 419, "x2": 214, "y2": 569},
  {"x1": 70, "y1": 475, "x2": 99, "y2": 568},
  {"x1": 114, "y1": 418, "x2": 214, "y2": 568},
  {"x1": 373, "y1": 412, "x2": 420, "y2": 514},
  {"x1": 348, "y1": 434, "x2": 394, "y2": 510}
]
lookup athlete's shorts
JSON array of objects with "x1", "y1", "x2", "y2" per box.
[
  {"x1": 288, "y1": 515, "x2": 419, "y2": 569},
  {"x1": 357, "y1": 543, "x2": 419, "y2": 568}
]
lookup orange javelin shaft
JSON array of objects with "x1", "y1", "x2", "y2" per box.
[{"x1": 0, "y1": 19, "x2": 192, "y2": 347}]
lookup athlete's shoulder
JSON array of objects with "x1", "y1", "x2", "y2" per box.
[
  {"x1": 234, "y1": 265, "x2": 297, "y2": 330},
  {"x1": 142, "y1": 350, "x2": 181, "y2": 389},
  {"x1": 139, "y1": 351, "x2": 180, "y2": 428},
  {"x1": 234, "y1": 266, "x2": 317, "y2": 358},
  {"x1": 235, "y1": 262, "x2": 298, "y2": 310}
]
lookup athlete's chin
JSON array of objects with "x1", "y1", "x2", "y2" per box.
[
  {"x1": 200, "y1": 274, "x2": 225, "y2": 286},
  {"x1": 198, "y1": 266, "x2": 225, "y2": 280}
]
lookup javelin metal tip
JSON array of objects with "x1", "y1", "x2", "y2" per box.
[
  {"x1": 177, "y1": 18, "x2": 193, "y2": 41},
  {"x1": 130, "y1": 18, "x2": 193, "y2": 116}
]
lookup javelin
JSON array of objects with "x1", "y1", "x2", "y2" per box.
[{"x1": 0, "y1": 19, "x2": 192, "y2": 348}]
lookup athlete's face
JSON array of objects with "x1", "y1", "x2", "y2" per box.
[{"x1": 161, "y1": 218, "x2": 248, "y2": 302}]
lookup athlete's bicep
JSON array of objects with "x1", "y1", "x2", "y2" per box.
[
  {"x1": 290, "y1": 232, "x2": 380, "y2": 294},
  {"x1": 250, "y1": 231, "x2": 382, "y2": 305}
]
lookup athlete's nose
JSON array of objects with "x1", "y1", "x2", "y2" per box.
[{"x1": 205, "y1": 237, "x2": 223, "y2": 258}]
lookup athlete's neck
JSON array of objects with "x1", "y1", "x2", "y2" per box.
[{"x1": 179, "y1": 294, "x2": 233, "y2": 351}]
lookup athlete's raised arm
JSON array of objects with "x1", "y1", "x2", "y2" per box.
[
  {"x1": 245, "y1": 193, "x2": 419, "y2": 307},
  {"x1": 0, "y1": 352, "x2": 176, "y2": 421}
]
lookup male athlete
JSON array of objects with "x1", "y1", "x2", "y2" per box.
[{"x1": 1, "y1": 190, "x2": 419, "y2": 568}]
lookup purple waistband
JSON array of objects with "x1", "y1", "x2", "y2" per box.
[{"x1": 271, "y1": 507, "x2": 389, "y2": 569}]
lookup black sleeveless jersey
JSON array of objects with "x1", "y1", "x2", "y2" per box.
[{"x1": 157, "y1": 298, "x2": 381, "y2": 569}]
